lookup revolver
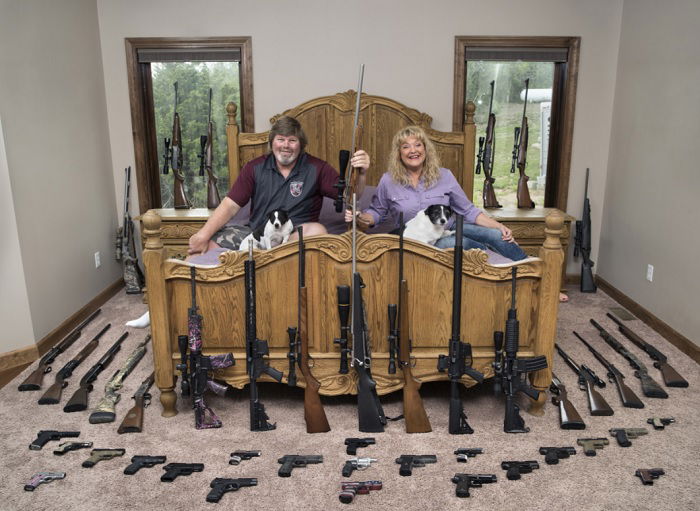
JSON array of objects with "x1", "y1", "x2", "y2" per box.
[{"x1": 342, "y1": 457, "x2": 377, "y2": 477}]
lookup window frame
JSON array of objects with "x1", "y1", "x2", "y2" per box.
[
  {"x1": 453, "y1": 36, "x2": 580, "y2": 209},
  {"x1": 125, "y1": 37, "x2": 254, "y2": 214}
]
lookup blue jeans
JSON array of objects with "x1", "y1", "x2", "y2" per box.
[{"x1": 434, "y1": 224, "x2": 527, "y2": 261}]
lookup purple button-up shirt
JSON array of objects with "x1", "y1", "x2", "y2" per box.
[{"x1": 365, "y1": 168, "x2": 482, "y2": 228}]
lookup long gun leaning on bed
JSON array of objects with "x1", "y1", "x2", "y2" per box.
[
  {"x1": 64, "y1": 331, "x2": 129, "y2": 412},
  {"x1": 555, "y1": 343, "x2": 613, "y2": 416},
  {"x1": 334, "y1": 285, "x2": 351, "y2": 375},
  {"x1": 38, "y1": 324, "x2": 110, "y2": 405},
  {"x1": 387, "y1": 213, "x2": 431, "y2": 433},
  {"x1": 246, "y1": 245, "x2": 284, "y2": 431},
  {"x1": 492, "y1": 267, "x2": 548, "y2": 433},
  {"x1": 198, "y1": 87, "x2": 221, "y2": 209},
  {"x1": 181, "y1": 267, "x2": 235, "y2": 429},
  {"x1": 18, "y1": 309, "x2": 101, "y2": 391},
  {"x1": 574, "y1": 168, "x2": 596, "y2": 292},
  {"x1": 589, "y1": 319, "x2": 667, "y2": 398},
  {"x1": 474, "y1": 80, "x2": 501, "y2": 209},
  {"x1": 116, "y1": 166, "x2": 144, "y2": 294},
  {"x1": 573, "y1": 331, "x2": 644, "y2": 408},
  {"x1": 117, "y1": 371, "x2": 155, "y2": 434},
  {"x1": 287, "y1": 227, "x2": 331, "y2": 433},
  {"x1": 351, "y1": 194, "x2": 387, "y2": 433},
  {"x1": 511, "y1": 78, "x2": 535, "y2": 209},
  {"x1": 549, "y1": 373, "x2": 586, "y2": 429},
  {"x1": 605, "y1": 313, "x2": 688, "y2": 387},
  {"x1": 164, "y1": 81, "x2": 191, "y2": 209},
  {"x1": 437, "y1": 216, "x2": 484, "y2": 434},
  {"x1": 89, "y1": 335, "x2": 150, "y2": 423}
]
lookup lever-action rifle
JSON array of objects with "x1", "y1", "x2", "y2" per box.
[
  {"x1": 117, "y1": 371, "x2": 155, "y2": 434},
  {"x1": 246, "y1": 245, "x2": 284, "y2": 431},
  {"x1": 64, "y1": 330, "x2": 129, "y2": 412},
  {"x1": 574, "y1": 168, "x2": 596, "y2": 292},
  {"x1": 511, "y1": 78, "x2": 535, "y2": 208},
  {"x1": 475, "y1": 80, "x2": 501, "y2": 208},
  {"x1": 198, "y1": 87, "x2": 221, "y2": 209},
  {"x1": 18, "y1": 309, "x2": 100, "y2": 391},
  {"x1": 549, "y1": 373, "x2": 586, "y2": 430},
  {"x1": 166, "y1": 81, "x2": 191, "y2": 209},
  {"x1": 116, "y1": 166, "x2": 144, "y2": 294},
  {"x1": 555, "y1": 343, "x2": 613, "y2": 416},
  {"x1": 437, "y1": 215, "x2": 484, "y2": 434}
]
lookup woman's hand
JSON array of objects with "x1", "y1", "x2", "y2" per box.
[
  {"x1": 344, "y1": 209, "x2": 374, "y2": 227},
  {"x1": 499, "y1": 224, "x2": 514, "y2": 242}
]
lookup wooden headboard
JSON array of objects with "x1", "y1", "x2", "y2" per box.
[{"x1": 225, "y1": 92, "x2": 477, "y2": 200}]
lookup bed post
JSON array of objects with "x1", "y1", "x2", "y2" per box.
[
  {"x1": 462, "y1": 100, "x2": 476, "y2": 201},
  {"x1": 142, "y1": 210, "x2": 178, "y2": 417},
  {"x1": 527, "y1": 210, "x2": 564, "y2": 416},
  {"x1": 226, "y1": 101, "x2": 241, "y2": 188}
]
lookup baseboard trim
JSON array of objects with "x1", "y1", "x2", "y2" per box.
[{"x1": 596, "y1": 276, "x2": 700, "y2": 364}]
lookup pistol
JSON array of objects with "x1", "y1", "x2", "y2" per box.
[
  {"x1": 345, "y1": 437, "x2": 375, "y2": 455},
  {"x1": 454, "y1": 448, "x2": 484, "y2": 463},
  {"x1": 647, "y1": 417, "x2": 675, "y2": 430},
  {"x1": 610, "y1": 428, "x2": 648, "y2": 447},
  {"x1": 124, "y1": 455, "x2": 167, "y2": 475},
  {"x1": 342, "y1": 457, "x2": 377, "y2": 477},
  {"x1": 395, "y1": 454, "x2": 437, "y2": 476},
  {"x1": 501, "y1": 460, "x2": 539, "y2": 480},
  {"x1": 539, "y1": 447, "x2": 576, "y2": 465},
  {"x1": 339, "y1": 480, "x2": 382, "y2": 504},
  {"x1": 82, "y1": 448, "x2": 126, "y2": 468},
  {"x1": 161, "y1": 463, "x2": 204, "y2": 482},
  {"x1": 53, "y1": 441, "x2": 93, "y2": 455},
  {"x1": 206, "y1": 478, "x2": 258, "y2": 503},
  {"x1": 451, "y1": 473, "x2": 497, "y2": 498},
  {"x1": 577, "y1": 437, "x2": 609, "y2": 456},
  {"x1": 24, "y1": 472, "x2": 66, "y2": 491},
  {"x1": 229, "y1": 450, "x2": 261, "y2": 465},
  {"x1": 29, "y1": 430, "x2": 80, "y2": 450},
  {"x1": 635, "y1": 468, "x2": 665, "y2": 485},
  {"x1": 277, "y1": 454, "x2": 323, "y2": 477}
]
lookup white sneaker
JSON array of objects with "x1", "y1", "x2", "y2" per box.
[{"x1": 126, "y1": 310, "x2": 150, "y2": 328}]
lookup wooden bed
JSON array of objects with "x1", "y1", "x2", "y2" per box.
[{"x1": 142, "y1": 91, "x2": 565, "y2": 418}]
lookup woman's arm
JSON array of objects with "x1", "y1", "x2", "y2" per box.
[{"x1": 474, "y1": 212, "x2": 514, "y2": 241}]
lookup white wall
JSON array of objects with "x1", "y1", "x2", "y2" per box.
[{"x1": 599, "y1": 0, "x2": 700, "y2": 343}]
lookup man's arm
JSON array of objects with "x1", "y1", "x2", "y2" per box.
[{"x1": 188, "y1": 197, "x2": 241, "y2": 255}]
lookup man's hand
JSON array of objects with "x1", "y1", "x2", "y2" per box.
[
  {"x1": 351, "y1": 150, "x2": 370, "y2": 173},
  {"x1": 188, "y1": 231, "x2": 211, "y2": 255},
  {"x1": 344, "y1": 209, "x2": 373, "y2": 227}
]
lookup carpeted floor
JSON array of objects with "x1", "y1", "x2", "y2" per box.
[{"x1": 0, "y1": 285, "x2": 698, "y2": 510}]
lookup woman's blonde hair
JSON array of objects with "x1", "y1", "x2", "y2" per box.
[{"x1": 387, "y1": 125, "x2": 442, "y2": 188}]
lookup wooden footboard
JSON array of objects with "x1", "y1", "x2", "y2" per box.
[{"x1": 142, "y1": 210, "x2": 564, "y2": 418}]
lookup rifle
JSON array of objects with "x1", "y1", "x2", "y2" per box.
[
  {"x1": 589, "y1": 319, "x2": 667, "y2": 398},
  {"x1": 38, "y1": 324, "x2": 109, "y2": 405},
  {"x1": 334, "y1": 285, "x2": 351, "y2": 374},
  {"x1": 245, "y1": 245, "x2": 284, "y2": 431},
  {"x1": 168, "y1": 81, "x2": 191, "y2": 209},
  {"x1": 437, "y1": 215, "x2": 484, "y2": 434},
  {"x1": 549, "y1": 373, "x2": 586, "y2": 430},
  {"x1": 390, "y1": 213, "x2": 431, "y2": 433},
  {"x1": 606, "y1": 313, "x2": 688, "y2": 387},
  {"x1": 574, "y1": 168, "x2": 596, "y2": 292},
  {"x1": 88, "y1": 335, "x2": 150, "y2": 423},
  {"x1": 18, "y1": 309, "x2": 100, "y2": 391},
  {"x1": 118, "y1": 166, "x2": 144, "y2": 294},
  {"x1": 63, "y1": 330, "x2": 129, "y2": 412},
  {"x1": 492, "y1": 267, "x2": 548, "y2": 432},
  {"x1": 199, "y1": 87, "x2": 221, "y2": 209},
  {"x1": 182, "y1": 267, "x2": 234, "y2": 429},
  {"x1": 349, "y1": 194, "x2": 387, "y2": 433},
  {"x1": 289, "y1": 226, "x2": 330, "y2": 433},
  {"x1": 555, "y1": 343, "x2": 613, "y2": 416},
  {"x1": 117, "y1": 371, "x2": 155, "y2": 434},
  {"x1": 511, "y1": 78, "x2": 535, "y2": 208},
  {"x1": 475, "y1": 81, "x2": 501, "y2": 208},
  {"x1": 573, "y1": 331, "x2": 644, "y2": 408}
]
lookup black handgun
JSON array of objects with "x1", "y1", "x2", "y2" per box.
[
  {"x1": 229, "y1": 450, "x2": 261, "y2": 465},
  {"x1": 206, "y1": 478, "x2": 258, "y2": 502},
  {"x1": 539, "y1": 447, "x2": 576, "y2": 465},
  {"x1": 124, "y1": 455, "x2": 167, "y2": 475},
  {"x1": 454, "y1": 448, "x2": 483, "y2": 463},
  {"x1": 451, "y1": 473, "x2": 497, "y2": 498},
  {"x1": 345, "y1": 437, "x2": 376, "y2": 455},
  {"x1": 29, "y1": 430, "x2": 80, "y2": 450},
  {"x1": 501, "y1": 460, "x2": 539, "y2": 480},
  {"x1": 395, "y1": 454, "x2": 437, "y2": 476},
  {"x1": 277, "y1": 455, "x2": 323, "y2": 477},
  {"x1": 161, "y1": 463, "x2": 204, "y2": 482}
]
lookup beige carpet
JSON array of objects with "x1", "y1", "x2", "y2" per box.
[{"x1": 0, "y1": 286, "x2": 698, "y2": 511}]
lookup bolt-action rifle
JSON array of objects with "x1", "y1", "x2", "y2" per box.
[
  {"x1": 117, "y1": 371, "x2": 155, "y2": 434},
  {"x1": 334, "y1": 284, "x2": 351, "y2": 374},
  {"x1": 555, "y1": 343, "x2": 613, "y2": 416},
  {"x1": 165, "y1": 81, "x2": 191, "y2": 209},
  {"x1": 574, "y1": 168, "x2": 596, "y2": 292},
  {"x1": 475, "y1": 80, "x2": 501, "y2": 208},
  {"x1": 511, "y1": 78, "x2": 535, "y2": 208},
  {"x1": 198, "y1": 87, "x2": 220, "y2": 209}
]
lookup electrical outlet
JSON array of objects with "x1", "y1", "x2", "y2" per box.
[
  {"x1": 646, "y1": 264, "x2": 654, "y2": 282},
  {"x1": 94, "y1": 251, "x2": 101, "y2": 268}
]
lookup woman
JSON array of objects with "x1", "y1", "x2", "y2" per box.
[{"x1": 346, "y1": 125, "x2": 527, "y2": 261}]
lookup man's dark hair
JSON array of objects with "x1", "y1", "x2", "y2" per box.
[{"x1": 268, "y1": 115, "x2": 307, "y2": 153}]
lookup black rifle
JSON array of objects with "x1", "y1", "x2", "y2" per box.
[
  {"x1": 493, "y1": 267, "x2": 548, "y2": 433},
  {"x1": 38, "y1": 324, "x2": 109, "y2": 405},
  {"x1": 117, "y1": 166, "x2": 144, "y2": 294},
  {"x1": 334, "y1": 285, "x2": 351, "y2": 374},
  {"x1": 574, "y1": 168, "x2": 596, "y2": 292},
  {"x1": 207, "y1": 478, "x2": 258, "y2": 503},
  {"x1": 117, "y1": 371, "x2": 155, "y2": 434},
  {"x1": 184, "y1": 267, "x2": 235, "y2": 429},
  {"x1": 245, "y1": 245, "x2": 284, "y2": 431},
  {"x1": 63, "y1": 331, "x2": 129, "y2": 412},
  {"x1": 606, "y1": 313, "x2": 688, "y2": 387},
  {"x1": 334, "y1": 150, "x2": 350, "y2": 213},
  {"x1": 590, "y1": 319, "x2": 667, "y2": 398},
  {"x1": 18, "y1": 309, "x2": 100, "y2": 391},
  {"x1": 549, "y1": 373, "x2": 586, "y2": 429},
  {"x1": 475, "y1": 80, "x2": 501, "y2": 208},
  {"x1": 437, "y1": 215, "x2": 483, "y2": 434},
  {"x1": 573, "y1": 331, "x2": 644, "y2": 408},
  {"x1": 555, "y1": 343, "x2": 613, "y2": 416}
]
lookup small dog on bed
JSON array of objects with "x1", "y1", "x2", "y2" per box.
[
  {"x1": 239, "y1": 209, "x2": 294, "y2": 251},
  {"x1": 403, "y1": 204, "x2": 454, "y2": 245}
]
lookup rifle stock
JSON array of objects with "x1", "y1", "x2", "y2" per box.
[
  {"x1": 117, "y1": 371, "x2": 154, "y2": 434},
  {"x1": 550, "y1": 374, "x2": 585, "y2": 430}
]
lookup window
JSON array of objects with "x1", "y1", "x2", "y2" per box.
[
  {"x1": 453, "y1": 37, "x2": 580, "y2": 209},
  {"x1": 126, "y1": 38, "x2": 254, "y2": 213}
]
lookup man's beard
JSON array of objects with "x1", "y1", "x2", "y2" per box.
[{"x1": 275, "y1": 150, "x2": 298, "y2": 167}]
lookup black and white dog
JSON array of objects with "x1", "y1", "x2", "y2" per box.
[
  {"x1": 403, "y1": 204, "x2": 454, "y2": 245},
  {"x1": 239, "y1": 209, "x2": 294, "y2": 251}
]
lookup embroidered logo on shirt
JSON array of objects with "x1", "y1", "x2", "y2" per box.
[{"x1": 290, "y1": 181, "x2": 304, "y2": 197}]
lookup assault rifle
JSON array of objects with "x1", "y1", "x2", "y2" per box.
[
  {"x1": 573, "y1": 331, "x2": 644, "y2": 408},
  {"x1": 117, "y1": 166, "x2": 144, "y2": 294},
  {"x1": 555, "y1": 343, "x2": 613, "y2": 416},
  {"x1": 182, "y1": 267, "x2": 234, "y2": 429},
  {"x1": 475, "y1": 80, "x2": 501, "y2": 208},
  {"x1": 549, "y1": 373, "x2": 586, "y2": 429},
  {"x1": 492, "y1": 267, "x2": 547, "y2": 432},
  {"x1": 198, "y1": 87, "x2": 220, "y2": 209},
  {"x1": 89, "y1": 335, "x2": 150, "y2": 423},
  {"x1": 606, "y1": 313, "x2": 688, "y2": 387},
  {"x1": 574, "y1": 168, "x2": 596, "y2": 292},
  {"x1": 511, "y1": 78, "x2": 535, "y2": 208},
  {"x1": 245, "y1": 245, "x2": 284, "y2": 431},
  {"x1": 389, "y1": 212, "x2": 431, "y2": 433},
  {"x1": 288, "y1": 227, "x2": 330, "y2": 433},
  {"x1": 18, "y1": 309, "x2": 100, "y2": 391},
  {"x1": 590, "y1": 319, "x2": 667, "y2": 398},
  {"x1": 64, "y1": 330, "x2": 129, "y2": 412},
  {"x1": 165, "y1": 81, "x2": 191, "y2": 209},
  {"x1": 38, "y1": 324, "x2": 109, "y2": 405},
  {"x1": 117, "y1": 371, "x2": 155, "y2": 433},
  {"x1": 437, "y1": 215, "x2": 483, "y2": 434}
]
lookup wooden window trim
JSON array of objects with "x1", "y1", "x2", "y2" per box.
[
  {"x1": 453, "y1": 36, "x2": 580, "y2": 210},
  {"x1": 125, "y1": 37, "x2": 254, "y2": 214}
]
